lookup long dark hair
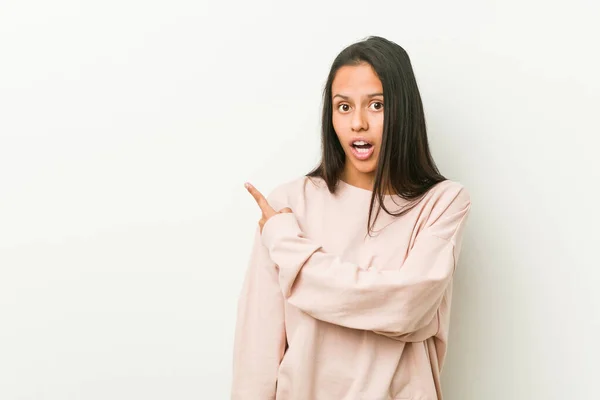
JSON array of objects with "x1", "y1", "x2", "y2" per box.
[{"x1": 306, "y1": 36, "x2": 446, "y2": 235}]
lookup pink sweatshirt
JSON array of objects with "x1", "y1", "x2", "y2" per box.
[{"x1": 232, "y1": 176, "x2": 471, "y2": 400}]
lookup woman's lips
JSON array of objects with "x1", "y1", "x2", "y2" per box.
[{"x1": 350, "y1": 144, "x2": 374, "y2": 160}]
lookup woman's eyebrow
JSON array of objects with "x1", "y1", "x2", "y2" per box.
[{"x1": 333, "y1": 93, "x2": 384, "y2": 100}]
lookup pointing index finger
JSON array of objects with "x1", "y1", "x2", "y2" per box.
[{"x1": 245, "y1": 182, "x2": 270, "y2": 212}]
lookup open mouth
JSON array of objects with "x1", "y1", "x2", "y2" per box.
[
  {"x1": 350, "y1": 140, "x2": 375, "y2": 160},
  {"x1": 351, "y1": 140, "x2": 373, "y2": 152}
]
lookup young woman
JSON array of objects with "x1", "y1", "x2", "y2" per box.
[{"x1": 232, "y1": 36, "x2": 472, "y2": 400}]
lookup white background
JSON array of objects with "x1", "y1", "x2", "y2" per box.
[{"x1": 1, "y1": 1, "x2": 599, "y2": 399}]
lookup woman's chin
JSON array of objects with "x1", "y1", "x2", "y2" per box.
[{"x1": 346, "y1": 158, "x2": 378, "y2": 175}]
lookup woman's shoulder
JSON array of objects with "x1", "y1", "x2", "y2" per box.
[
  {"x1": 266, "y1": 175, "x2": 324, "y2": 209},
  {"x1": 418, "y1": 179, "x2": 472, "y2": 234},
  {"x1": 427, "y1": 179, "x2": 471, "y2": 205}
]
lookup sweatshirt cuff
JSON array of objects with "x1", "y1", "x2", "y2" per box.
[{"x1": 261, "y1": 212, "x2": 302, "y2": 252}]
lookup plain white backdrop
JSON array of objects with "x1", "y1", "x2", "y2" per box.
[{"x1": 1, "y1": 1, "x2": 599, "y2": 399}]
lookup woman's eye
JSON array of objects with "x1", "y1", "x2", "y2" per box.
[
  {"x1": 370, "y1": 102, "x2": 384, "y2": 111},
  {"x1": 338, "y1": 104, "x2": 350, "y2": 112}
]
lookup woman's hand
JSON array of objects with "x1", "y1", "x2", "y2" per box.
[{"x1": 245, "y1": 182, "x2": 293, "y2": 234}]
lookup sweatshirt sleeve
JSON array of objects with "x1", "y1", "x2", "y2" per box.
[
  {"x1": 260, "y1": 187, "x2": 471, "y2": 340},
  {"x1": 231, "y1": 226, "x2": 287, "y2": 400}
]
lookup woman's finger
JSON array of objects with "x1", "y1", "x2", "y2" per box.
[{"x1": 244, "y1": 182, "x2": 275, "y2": 215}]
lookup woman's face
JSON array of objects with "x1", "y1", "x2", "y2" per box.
[{"x1": 331, "y1": 63, "x2": 384, "y2": 181}]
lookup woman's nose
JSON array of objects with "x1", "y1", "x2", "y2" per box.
[{"x1": 351, "y1": 109, "x2": 368, "y2": 132}]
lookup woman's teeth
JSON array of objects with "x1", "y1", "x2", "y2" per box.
[
  {"x1": 350, "y1": 141, "x2": 375, "y2": 160},
  {"x1": 352, "y1": 141, "x2": 373, "y2": 152}
]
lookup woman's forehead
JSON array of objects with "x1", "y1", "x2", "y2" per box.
[{"x1": 332, "y1": 64, "x2": 383, "y2": 95}]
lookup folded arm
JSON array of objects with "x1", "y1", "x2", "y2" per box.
[{"x1": 261, "y1": 188, "x2": 471, "y2": 340}]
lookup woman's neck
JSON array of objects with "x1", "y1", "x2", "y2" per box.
[{"x1": 340, "y1": 170, "x2": 375, "y2": 191}]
